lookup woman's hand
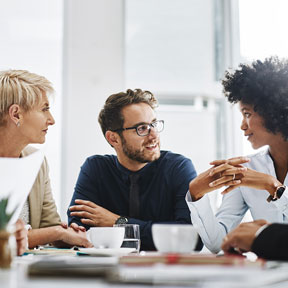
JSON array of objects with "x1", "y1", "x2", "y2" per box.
[
  {"x1": 189, "y1": 157, "x2": 249, "y2": 201},
  {"x1": 61, "y1": 227, "x2": 92, "y2": 248},
  {"x1": 53, "y1": 226, "x2": 92, "y2": 248},
  {"x1": 14, "y1": 219, "x2": 27, "y2": 255},
  {"x1": 210, "y1": 158, "x2": 282, "y2": 195},
  {"x1": 61, "y1": 221, "x2": 86, "y2": 232}
]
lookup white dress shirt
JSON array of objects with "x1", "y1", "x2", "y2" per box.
[{"x1": 186, "y1": 148, "x2": 288, "y2": 253}]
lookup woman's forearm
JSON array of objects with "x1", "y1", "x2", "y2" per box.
[{"x1": 27, "y1": 226, "x2": 62, "y2": 248}]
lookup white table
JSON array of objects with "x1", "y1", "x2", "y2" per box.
[{"x1": 2, "y1": 254, "x2": 288, "y2": 288}]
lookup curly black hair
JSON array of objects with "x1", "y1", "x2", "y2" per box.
[{"x1": 222, "y1": 56, "x2": 288, "y2": 140}]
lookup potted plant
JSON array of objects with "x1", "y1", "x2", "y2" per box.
[{"x1": 0, "y1": 197, "x2": 16, "y2": 268}]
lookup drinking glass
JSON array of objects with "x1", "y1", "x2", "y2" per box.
[{"x1": 113, "y1": 224, "x2": 140, "y2": 253}]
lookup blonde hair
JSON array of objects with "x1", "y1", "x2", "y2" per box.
[{"x1": 0, "y1": 70, "x2": 54, "y2": 126}]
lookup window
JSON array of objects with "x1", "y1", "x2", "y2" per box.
[
  {"x1": 239, "y1": 0, "x2": 288, "y2": 155},
  {"x1": 125, "y1": 0, "x2": 225, "y2": 174}
]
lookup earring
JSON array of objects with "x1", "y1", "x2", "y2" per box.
[{"x1": 16, "y1": 121, "x2": 20, "y2": 127}]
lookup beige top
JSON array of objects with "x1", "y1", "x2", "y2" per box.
[{"x1": 21, "y1": 146, "x2": 61, "y2": 229}]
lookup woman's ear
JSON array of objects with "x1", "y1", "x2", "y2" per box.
[
  {"x1": 8, "y1": 104, "x2": 21, "y2": 126},
  {"x1": 105, "y1": 130, "x2": 120, "y2": 148}
]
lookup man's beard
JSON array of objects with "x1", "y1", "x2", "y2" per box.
[{"x1": 120, "y1": 134, "x2": 160, "y2": 163}]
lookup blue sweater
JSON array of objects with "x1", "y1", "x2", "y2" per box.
[{"x1": 68, "y1": 150, "x2": 200, "y2": 250}]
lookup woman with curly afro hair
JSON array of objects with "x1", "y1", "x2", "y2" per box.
[{"x1": 187, "y1": 56, "x2": 288, "y2": 253}]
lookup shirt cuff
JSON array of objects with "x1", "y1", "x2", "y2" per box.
[
  {"x1": 25, "y1": 224, "x2": 32, "y2": 231},
  {"x1": 24, "y1": 224, "x2": 31, "y2": 250},
  {"x1": 255, "y1": 224, "x2": 269, "y2": 238},
  {"x1": 185, "y1": 190, "x2": 193, "y2": 202}
]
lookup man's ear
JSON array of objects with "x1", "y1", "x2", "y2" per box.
[
  {"x1": 8, "y1": 104, "x2": 21, "y2": 126},
  {"x1": 105, "y1": 130, "x2": 121, "y2": 148}
]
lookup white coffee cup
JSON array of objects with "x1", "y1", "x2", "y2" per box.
[
  {"x1": 87, "y1": 227, "x2": 125, "y2": 249},
  {"x1": 152, "y1": 224, "x2": 198, "y2": 253}
]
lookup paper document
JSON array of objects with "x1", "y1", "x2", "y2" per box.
[
  {"x1": 77, "y1": 247, "x2": 136, "y2": 257},
  {"x1": 0, "y1": 149, "x2": 44, "y2": 225},
  {"x1": 113, "y1": 265, "x2": 288, "y2": 287},
  {"x1": 28, "y1": 255, "x2": 118, "y2": 277}
]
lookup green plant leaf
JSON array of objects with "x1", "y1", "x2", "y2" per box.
[{"x1": 0, "y1": 197, "x2": 17, "y2": 230}]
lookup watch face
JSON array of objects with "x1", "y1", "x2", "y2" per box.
[
  {"x1": 277, "y1": 186, "x2": 286, "y2": 199},
  {"x1": 115, "y1": 216, "x2": 128, "y2": 225}
]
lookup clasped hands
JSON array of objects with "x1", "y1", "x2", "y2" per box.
[
  {"x1": 189, "y1": 156, "x2": 249, "y2": 201},
  {"x1": 189, "y1": 156, "x2": 281, "y2": 201}
]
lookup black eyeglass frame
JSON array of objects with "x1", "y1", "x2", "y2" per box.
[{"x1": 112, "y1": 120, "x2": 164, "y2": 137}]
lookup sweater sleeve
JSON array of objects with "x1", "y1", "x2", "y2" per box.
[
  {"x1": 67, "y1": 158, "x2": 100, "y2": 229},
  {"x1": 39, "y1": 157, "x2": 61, "y2": 228}
]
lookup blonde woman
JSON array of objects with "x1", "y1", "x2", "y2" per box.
[{"x1": 0, "y1": 70, "x2": 91, "y2": 248}]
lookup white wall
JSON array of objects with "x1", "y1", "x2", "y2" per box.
[
  {"x1": 157, "y1": 105, "x2": 217, "y2": 173},
  {"x1": 0, "y1": 0, "x2": 63, "y2": 209},
  {"x1": 61, "y1": 0, "x2": 125, "y2": 218}
]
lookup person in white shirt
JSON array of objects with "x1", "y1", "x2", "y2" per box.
[{"x1": 186, "y1": 56, "x2": 288, "y2": 253}]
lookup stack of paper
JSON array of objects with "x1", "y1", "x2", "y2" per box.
[
  {"x1": 28, "y1": 255, "x2": 118, "y2": 277},
  {"x1": 119, "y1": 252, "x2": 264, "y2": 267},
  {"x1": 111, "y1": 264, "x2": 288, "y2": 287}
]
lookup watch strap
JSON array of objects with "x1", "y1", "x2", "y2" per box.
[
  {"x1": 276, "y1": 185, "x2": 286, "y2": 199},
  {"x1": 267, "y1": 185, "x2": 286, "y2": 202}
]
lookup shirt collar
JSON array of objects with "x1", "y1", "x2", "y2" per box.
[{"x1": 115, "y1": 155, "x2": 159, "y2": 183}]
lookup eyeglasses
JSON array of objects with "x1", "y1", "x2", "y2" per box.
[{"x1": 113, "y1": 120, "x2": 164, "y2": 136}]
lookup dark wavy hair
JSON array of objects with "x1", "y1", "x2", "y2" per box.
[
  {"x1": 222, "y1": 56, "x2": 288, "y2": 140},
  {"x1": 98, "y1": 89, "x2": 158, "y2": 136}
]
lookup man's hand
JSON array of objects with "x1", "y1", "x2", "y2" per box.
[
  {"x1": 14, "y1": 219, "x2": 27, "y2": 256},
  {"x1": 221, "y1": 220, "x2": 268, "y2": 254},
  {"x1": 69, "y1": 222, "x2": 86, "y2": 232},
  {"x1": 69, "y1": 199, "x2": 119, "y2": 227}
]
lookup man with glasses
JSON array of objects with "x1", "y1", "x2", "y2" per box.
[{"x1": 68, "y1": 89, "x2": 201, "y2": 250}]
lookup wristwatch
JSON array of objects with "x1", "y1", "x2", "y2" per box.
[
  {"x1": 115, "y1": 216, "x2": 129, "y2": 225},
  {"x1": 267, "y1": 185, "x2": 286, "y2": 202}
]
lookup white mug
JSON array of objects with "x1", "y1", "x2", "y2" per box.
[
  {"x1": 87, "y1": 227, "x2": 125, "y2": 249},
  {"x1": 152, "y1": 224, "x2": 198, "y2": 253}
]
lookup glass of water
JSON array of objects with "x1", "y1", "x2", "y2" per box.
[{"x1": 113, "y1": 224, "x2": 140, "y2": 253}]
